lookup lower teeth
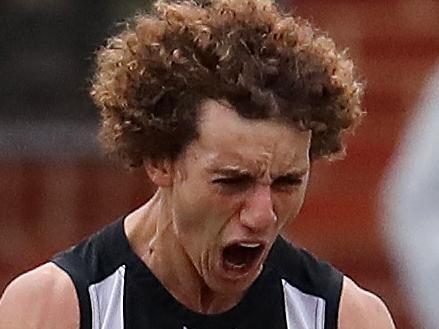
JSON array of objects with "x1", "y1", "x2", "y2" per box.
[
  {"x1": 222, "y1": 244, "x2": 263, "y2": 271},
  {"x1": 226, "y1": 261, "x2": 246, "y2": 269}
]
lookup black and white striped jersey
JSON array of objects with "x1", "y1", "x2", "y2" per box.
[{"x1": 52, "y1": 217, "x2": 343, "y2": 329}]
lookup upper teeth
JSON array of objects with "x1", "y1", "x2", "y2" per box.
[{"x1": 239, "y1": 243, "x2": 261, "y2": 248}]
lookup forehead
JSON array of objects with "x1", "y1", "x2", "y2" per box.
[{"x1": 183, "y1": 99, "x2": 311, "y2": 172}]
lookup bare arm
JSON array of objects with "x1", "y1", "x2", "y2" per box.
[
  {"x1": 339, "y1": 276, "x2": 396, "y2": 329},
  {"x1": 0, "y1": 263, "x2": 79, "y2": 329}
]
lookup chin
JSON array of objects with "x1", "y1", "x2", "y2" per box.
[{"x1": 207, "y1": 264, "x2": 263, "y2": 296}]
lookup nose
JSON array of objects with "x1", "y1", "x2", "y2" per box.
[{"x1": 239, "y1": 185, "x2": 277, "y2": 232}]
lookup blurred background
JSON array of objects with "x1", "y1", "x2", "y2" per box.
[{"x1": 1, "y1": 1, "x2": 439, "y2": 328}]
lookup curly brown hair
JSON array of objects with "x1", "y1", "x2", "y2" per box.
[{"x1": 91, "y1": 0, "x2": 364, "y2": 167}]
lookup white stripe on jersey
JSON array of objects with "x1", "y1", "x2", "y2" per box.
[
  {"x1": 89, "y1": 265, "x2": 126, "y2": 329},
  {"x1": 282, "y1": 279, "x2": 326, "y2": 329}
]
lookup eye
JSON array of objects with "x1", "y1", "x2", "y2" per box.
[
  {"x1": 212, "y1": 175, "x2": 253, "y2": 192},
  {"x1": 272, "y1": 175, "x2": 303, "y2": 191}
]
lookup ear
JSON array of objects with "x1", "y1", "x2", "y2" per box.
[{"x1": 144, "y1": 159, "x2": 173, "y2": 187}]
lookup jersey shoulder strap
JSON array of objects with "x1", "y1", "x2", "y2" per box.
[
  {"x1": 51, "y1": 218, "x2": 127, "y2": 329},
  {"x1": 266, "y1": 235, "x2": 343, "y2": 329}
]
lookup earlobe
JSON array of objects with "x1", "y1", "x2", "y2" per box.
[{"x1": 144, "y1": 159, "x2": 173, "y2": 187}]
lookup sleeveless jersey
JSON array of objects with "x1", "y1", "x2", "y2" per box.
[{"x1": 52, "y1": 217, "x2": 343, "y2": 329}]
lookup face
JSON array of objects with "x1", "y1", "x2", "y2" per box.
[{"x1": 168, "y1": 99, "x2": 311, "y2": 295}]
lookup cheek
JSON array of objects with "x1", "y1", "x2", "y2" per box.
[
  {"x1": 274, "y1": 189, "x2": 307, "y2": 223},
  {"x1": 172, "y1": 186, "x2": 243, "y2": 240}
]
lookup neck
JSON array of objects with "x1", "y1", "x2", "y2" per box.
[{"x1": 125, "y1": 190, "x2": 242, "y2": 314}]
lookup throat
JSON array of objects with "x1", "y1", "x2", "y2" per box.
[
  {"x1": 124, "y1": 195, "x2": 244, "y2": 314},
  {"x1": 147, "y1": 243, "x2": 242, "y2": 314}
]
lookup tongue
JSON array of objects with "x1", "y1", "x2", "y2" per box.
[{"x1": 223, "y1": 244, "x2": 260, "y2": 267}]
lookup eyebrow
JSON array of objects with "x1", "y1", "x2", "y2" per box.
[
  {"x1": 207, "y1": 167, "x2": 252, "y2": 176},
  {"x1": 280, "y1": 168, "x2": 309, "y2": 178},
  {"x1": 207, "y1": 166, "x2": 308, "y2": 178}
]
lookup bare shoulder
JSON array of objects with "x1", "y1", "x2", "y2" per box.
[
  {"x1": 338, "y1": 276, "x2": 396, "y2": 329},
  {"x1": 0, "y1": 262, "x2": 79, "y2": 329}
]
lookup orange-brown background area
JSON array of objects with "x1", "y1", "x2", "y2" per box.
[{"x1": 1, "y1": 1, "x2": 439, "y2": 328}]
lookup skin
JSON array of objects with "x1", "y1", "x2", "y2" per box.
[{"x1": 0, "y1": 99, "x2": 396, "y2": 328}]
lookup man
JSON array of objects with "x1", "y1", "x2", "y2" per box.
[{"x1": 0, "y1": 1, "x2": 395, "y2": 328}]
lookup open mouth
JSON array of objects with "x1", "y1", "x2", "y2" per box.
[{"x1": 222, "y1": 242, "x2": 264, "y2": 275}]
